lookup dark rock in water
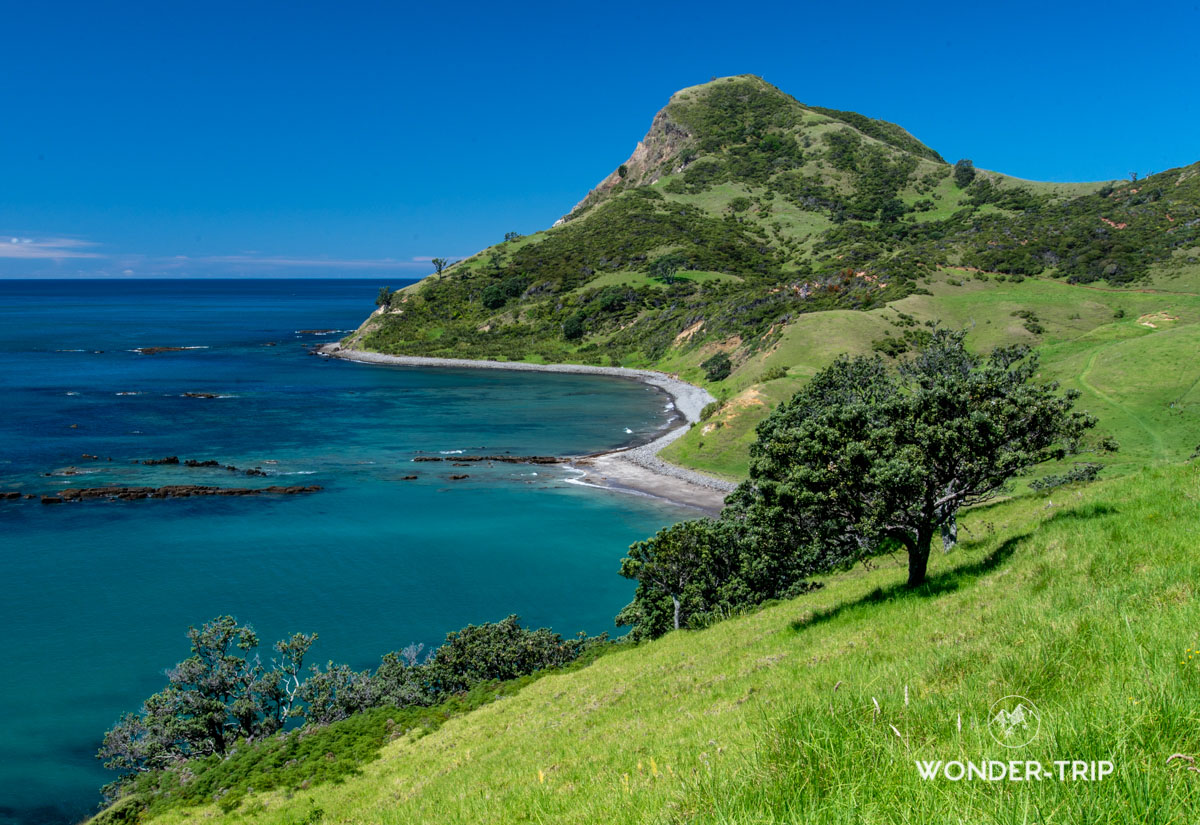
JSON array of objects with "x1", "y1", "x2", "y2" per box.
[
  {"x1": 451, "y1": 462, "x2": 472, "y2": 467},
  {"x1": 412, "y1": 456, "x2": 444, "y2": 462},
  {"x1": 263, "y1": 342, "x2": 277, "y2": 347},
  {"x1": 182, "y1": 392, "x2": 219, "y2": 399},
  {"x1": 296, "y1": 329, "x2": 336, "y2": 334},
  {"x1": 50, "y1": 484, "x2": 322, "y2": 503},
  {"x1": 449, "y1": 474, "x2": 469, "y2": 480},
  {"x1": 184, "y1": 459, "x2": 220, "y2": 467},
  {"x1": 41, "y1": 496, "x2": 63, "y2": 504},
  {"x1": 81, "y1": 453, "x2": 100, "y2": 460},
  {"x1": 24, "y1": 494, "x2": 36, "y2": 499},
  {"x1": 244, "y1": 468, "x2": 268, "y2": 477},
  {"x1": 401, "y1": 475, "x2": 418, "y2": 480},
  {"x1": 135, "y1": 346, "x2": 189, "y2": 355},
  {"x1": 143, "y1": 456, "x2": 180, "y2": 465},
  {"x1": 1, "y1": 491, "x2": 21, "y2": 500}
]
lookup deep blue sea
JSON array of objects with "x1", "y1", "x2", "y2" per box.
[{"x1": 0, "y1": 279, "x2": 689, "y2": 824}]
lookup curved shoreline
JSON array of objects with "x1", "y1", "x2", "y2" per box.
[{"x1": 318, "y1": 344, "x2": 736, "y2": 512}]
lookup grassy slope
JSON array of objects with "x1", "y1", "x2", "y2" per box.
[
  {"x1": 147, "y1": 462, "x2": 1200, "y2": 824},
  {"x1": 663, "y1": 265, "x2": 1200, "y2": 480}
]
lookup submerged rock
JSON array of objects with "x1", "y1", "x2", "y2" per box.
[
  {"x1": 134, "y1": 347, "x2": 189, "y2": 355},
  {"x1": 50, "y1": 484, "x2": 322, "y2": 502}
]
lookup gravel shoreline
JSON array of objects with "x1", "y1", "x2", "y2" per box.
[{"x1": 318, "y1": 344, "x2": 737, "y2": 510}]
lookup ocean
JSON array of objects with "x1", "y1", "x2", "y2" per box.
[{"x1": 0, "y1": 279, "x2": 691, "y2": 824}]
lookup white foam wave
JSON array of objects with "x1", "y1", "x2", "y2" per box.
[{"x1": 439, "y1": 449, "x2": 464, "y2": 454}]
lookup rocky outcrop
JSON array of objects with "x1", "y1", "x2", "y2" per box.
[
  {"x1": 411, "y1": 455, "x2": 563, "y2": 465},
  {"x1": 54, "y1": 484, "x2": 322, "y2": 502},
  {"x1": 563, "y1": 105, "x2": 693, "y2": 221}
]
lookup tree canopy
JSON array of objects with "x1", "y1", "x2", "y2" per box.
[
  {"x1": 619, "y1": 329, "x2": 1110, "y2": 639},
  {"x1": 730, "y1": 328, "x2": 1109, "y2": 587}
]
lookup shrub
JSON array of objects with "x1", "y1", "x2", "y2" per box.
[
  {"x1": 701, "y1": 352, "x2": 733, "y2": 381},
  {"x1": 759, "y1": 365, "x2": 788, "y2": 382},
  {"x1": 953, "y1": 159, "x2": 976, "y2": 188},
  {"x1": 562, "y1": 314, "x2": 585, "y2": 340}
]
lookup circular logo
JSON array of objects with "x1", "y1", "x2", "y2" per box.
[{"x1": 987, "y1": 695, "x2": 1041, "y2": 748}]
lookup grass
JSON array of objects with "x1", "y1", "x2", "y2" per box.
[
  {"x1": 664, "y1": 267, "x2": 1200, "y2": 479},
  {"x1": 135, "y1": 462, "x2": 1200, "y2": 824}
]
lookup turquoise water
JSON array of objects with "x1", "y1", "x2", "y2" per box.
[{"x1": 0, "y1": 280, "x2": 690, "y2": 824}]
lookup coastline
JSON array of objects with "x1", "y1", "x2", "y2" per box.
[{"x1": 318, "y1": 344, "x2": 737, "y2": 513}]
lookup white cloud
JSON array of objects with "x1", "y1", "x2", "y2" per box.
[{"x1": 0, "y1": 236, "x2": 102, "y2": 259}]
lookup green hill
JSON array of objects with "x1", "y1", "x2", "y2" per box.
[
  {"x1": 345, "y1": 74, "x2": 1200, "y2": 482},
  {"x1": 124, "y1": 462, "x2": 1200, "y2": 824}
]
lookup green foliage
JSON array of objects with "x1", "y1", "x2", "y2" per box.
[
  {"x1": 953, "y1": 158, "x2": 976, "y2": 188},
  {"x1": 618, "y1": 518, "x2": 819, "y2": 639},
  {"x1": 1028, "y1": 462, "x2": 1103, "y2": 490},
  {"x1": 99, "y1": 616, "x2": 601, "y2": 817},
  {"x1": 699, "y1": 400, "x2": 723, "y2": 421},
  {"x1": 97, "y1": 617, "x2": 316, "y2": 795},
  {"x1": 758, "y1": 365, "x2": 788, "y2": 382},
  {"x1": 375, "y1": 287, "x2": 394, "y2": 308},
  {"x1": 701, "y1": 351, "x2": 732, "y2": 381},
  {"x1": 806, "y1": 104, "x2": 945, "y2": 162},
  {"x1": 562, "y1": 313, "x2": 584, "y2": 340},
  {"x1": 729, "y1": 329, "x2": 1109, "y2": 588},
  {"x1": 823, "y1": 128, "x2": 861, "y2": 171},
  {"x1": 871, "y1": 336, "x2": 908, "y2": 357}
]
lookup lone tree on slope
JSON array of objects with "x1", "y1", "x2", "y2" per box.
[{"x1": 731, "y1": 329, "x2": 1110, "y2": 587}]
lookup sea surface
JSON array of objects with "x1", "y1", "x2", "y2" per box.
[{"x1": 0, "y1": 279, "x2": 691, "y2": 824}]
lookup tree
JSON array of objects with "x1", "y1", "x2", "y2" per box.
[
  {"x1": 649, "y1": 252, "x2": 686, "y2": 285},
  {"x1": 481, "y1": 283, "x2": 506, "y2": 309},
  {"x1": 375, "y1": 286, "x2": 394, "y2": 308},
  {"x1": 503, "y1": 231, "x2": 523, "y2": 243},
  {"x1": 953, "y1": 159, "x2": 976, "y2": 189},
  {"x1": 621, "y1": 521, "x2": 709, "y2": 631},
  {"x1": 562, "y1": 313, "x2": 584, "y2": 340},
  {"x1": 701, "y1": 351, "x2": 732, "y2": 381},
  {"x1": 617, "y1": 164, "x2": 629, "y2": 179},
  {"x1": 431, "y1": 257, "x2": 452, "y2": 276},
  {"x1": 734, "y1": 329, "x2": 1108, "y2": 588},
  {"x1": 97, "y1": 617, "x2": 316, "y2": 786}
]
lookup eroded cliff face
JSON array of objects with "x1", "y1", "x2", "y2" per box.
[{"x1": 563, "y1": 106, "x2": 692, "y2": 221}]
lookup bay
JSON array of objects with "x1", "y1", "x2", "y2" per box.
[{"x1": 0, "y1": 279, "x2": 689, "y2": 824}]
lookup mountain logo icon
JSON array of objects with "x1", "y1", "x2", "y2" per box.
[{"x1": 988, "y1": 695, "x2": 1041, "y2": 748}]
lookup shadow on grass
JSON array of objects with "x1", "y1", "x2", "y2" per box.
[
  {"x1": 792, "y1": 498, "x2": 1118, "y2": 633},
  {"x1": 789, "y1": 535, "x2": 1027, "y2": 633},
  {"x1": 787, "y1": 502, "x2": 1118, "y2": 634}
]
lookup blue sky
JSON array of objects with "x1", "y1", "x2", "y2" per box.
[{"x1": 3, "y1": 0, "x2": 1198, "y2": 278}]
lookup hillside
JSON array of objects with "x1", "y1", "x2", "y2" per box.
[
  {"x1": 344, "y1": 74, "x2": 1200, "y2": 482},
  {"x1": 126, "y1": 462, "x2": 1200, "y2": 823}
]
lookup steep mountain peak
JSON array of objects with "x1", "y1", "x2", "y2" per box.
[{"x1": 564, "y1": 75, "x2": 944, "y2": 222}]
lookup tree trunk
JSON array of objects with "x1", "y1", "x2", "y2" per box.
[
  {"x1": 907, "y1": 528, "x2": 933, "y2": 587},
  {"x1": 672, "y1": 596, "x2": 681, "y2": 631},
  {"x1": 941, "y1": 515, "x2": 958, "y2": 553}
]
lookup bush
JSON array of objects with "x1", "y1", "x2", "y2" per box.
[
  {"x1": 562, "y1": 314, "x2": 585, "y2": 340},
  {"x1": 953, "y1": 159, "x2": 976, "y2": 188},
  {"x1": 700, "y1": 400, "x2": 723, "y2": 420},
  {"x1": 701, "y1": 352, "x2": 733, "y2": 381},
  {"x1": 759, "y1": 365, "x2": 788, "y2": 382}
]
